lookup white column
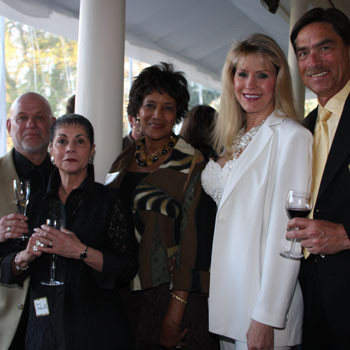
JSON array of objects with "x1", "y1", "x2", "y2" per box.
[
  {"x1": 76, "y1": 0, "x2": 125, "y2": 182},
  {"x1": 288, "y1": 0, "x2": 308, "y2": 120}
]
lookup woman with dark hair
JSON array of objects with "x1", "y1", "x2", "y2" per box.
[
  {"x1": 107, "y1": 63, "x2": 218, "y2": 350},
  {"x1": 180, "y1": 104, "x2": 218, "y2": 160},
  {"x1": 0, "y1": 114, "x2": 138, "y2": 349}
]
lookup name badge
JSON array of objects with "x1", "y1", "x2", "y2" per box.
[{"x1": 34, "y1": 297, "x2": 50, "y2": 317}]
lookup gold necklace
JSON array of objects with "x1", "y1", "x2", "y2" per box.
[{"x1": 135, "y1": 133, "x2": 178, "y2": 167}]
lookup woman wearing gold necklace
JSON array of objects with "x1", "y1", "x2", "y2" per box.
[
  {"x1": 201, "y1": 34, "x2": 313, "y2": 350},
  {"x1": 107, "y1": 63, "x2": 219, "y2": 350}
]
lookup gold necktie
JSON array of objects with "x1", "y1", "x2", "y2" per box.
[{"x1": 304, "y1": 108, "x2": 332, "y2": 259}]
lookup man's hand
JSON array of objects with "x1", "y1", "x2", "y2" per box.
[
  {"x1": 246, "y1": 319, "x2": 273, "y2": 350},
  {"x1": 286, "y1": 218, "x2": 350, "y2": 255},
  {"x1": 0, "y1": 213, "x2": 28, "y2": 242}
]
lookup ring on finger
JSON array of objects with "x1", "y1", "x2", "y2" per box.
[
  {"x1": 49, "y1": 241, "x2": 53, "y2": 248},
  {"x1": 35, "y1": 240, "x2": 45, "y2": 248},
  {"x1": 33, "y1": 245, "x2": 38, "y2": 252},
  {"x1": 6, "y1": 226, "x2": 11, "y2": 233}
]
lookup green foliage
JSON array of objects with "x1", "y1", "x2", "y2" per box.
[{"x1": 4, "y1": 18, "x2": 77, "y2": 117}]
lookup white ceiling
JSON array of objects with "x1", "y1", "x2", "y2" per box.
[{"x1": 0, "y1": 0, "x2": 349, "y2": 90}]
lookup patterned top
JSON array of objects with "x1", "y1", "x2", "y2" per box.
[{"x1": 108, "y1": 137, "x2": 216, "y2": 293}]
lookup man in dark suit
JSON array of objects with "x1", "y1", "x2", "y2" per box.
[
  {"x1": 0, "y1": 92, "x2": 55, "y2": 349},
  {"x1": 287, "y1": 8, "x2": 350, "y2": 350}
]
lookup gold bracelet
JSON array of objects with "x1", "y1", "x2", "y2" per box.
[{"x1": 170, "y1": 292, "x2": 187, "y2": 305}]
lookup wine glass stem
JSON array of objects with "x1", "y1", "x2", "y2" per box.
[
  {"x1": 50, "y1": 255, "x2": 57, "y2": 282},
  {"x1": 290, "y1": 239, "x2": 297, "y2": 254},
  {"x1": 290, "y1": 226, "x2": 299, "y2": 254}
]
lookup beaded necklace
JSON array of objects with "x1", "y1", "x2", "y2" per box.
[
  {"x1": 231, "y1": 120, "x2": 265, "y2": 159},
  {"x1": 134, "y1": 133, "x2": 178, "y2": 167}
]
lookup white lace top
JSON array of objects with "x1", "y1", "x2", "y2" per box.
[{"x1": 201, "y1": 159, "x2": 236, "y2": 206}]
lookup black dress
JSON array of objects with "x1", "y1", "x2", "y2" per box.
[{"x1": 0, "y1": 168, "x2": 138, "y2": 350}]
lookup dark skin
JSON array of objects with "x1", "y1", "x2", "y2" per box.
[
  {"x1": 129, "y1": 91, "x2": 189, "y2": 348},
  {"x1": 160, "y1": 290, "x2": 189, "y2": 348}
]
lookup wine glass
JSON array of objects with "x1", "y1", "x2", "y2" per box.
[
  {"x1": 41, "y1": 219, "x2": 64, "y2": 286},
  {"x1": 280, "y1": 190, "x2": 313, "y2": 260},
  {"x1": 13, "y1": 180, "x2": 30, "y2": 240}
]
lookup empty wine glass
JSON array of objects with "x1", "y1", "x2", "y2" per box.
[
  {"x1": 280, "y1": 190, "x2": 313, "y2": 260},
  {"x1": 41, "y1": 218, "x2": 64, "y2": 286},
  {"x1": 13, "y1": 179, "x2": 30, "y2": 240}
]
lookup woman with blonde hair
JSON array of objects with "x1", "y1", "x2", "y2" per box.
[{"x1": 202, "y1": 34, "x2": 313, "y2": 349}]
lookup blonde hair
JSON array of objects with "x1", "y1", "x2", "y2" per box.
[{"x1": 213, "y1": 33, "x2": 298, "y2": 158}]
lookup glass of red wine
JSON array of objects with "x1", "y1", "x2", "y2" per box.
[{"x1": 280, "y1": 190, "x2": 313, "y2": 260}]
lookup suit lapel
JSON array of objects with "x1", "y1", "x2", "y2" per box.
[
  {"x1": 218, "y1": 114, "x2": 280, "y2": 211},
  {"x1": 0, "y1": 150, "x2": 19, "y2": 214},
  {"x1": 318, "y1": 97, "x2": 350, "y2": 198},
  {"x1": 303, "y1": 107, "x2": 318, "y2": 134},
  {"x1": 0, "y1": 150, "x2": 18, "y2": 181}
]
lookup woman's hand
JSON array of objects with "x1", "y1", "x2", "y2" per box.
[
  {"x1": 12, "y1": 233, "x2": 43, "y2": 273},
  {"x1": 33, "y1": 225, "x2": 103, "y2": 272},
  {"x1": 33, "y1": 225, "x2": 85, "y2": 260},
  {"x1": 160, "y1": 315, "x2": 187, "y2": 349},
  {"x1": 160, "y1": 290, "x2": 188, "y2": 349},
  {"x1": 246, "y1": 319, "x2": 274, "y2": 350}
]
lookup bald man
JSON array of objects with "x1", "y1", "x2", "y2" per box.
[{"x1": 0, "y1": 92, "x2": 55, "y2": 349}]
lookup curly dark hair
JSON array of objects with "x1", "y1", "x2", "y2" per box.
[
  {"x1": 291, "y1": 7, "x2": 350, "y2": 52},
  {"x1": 127, "y1": 62, "x2": 190, "y2": 124}
]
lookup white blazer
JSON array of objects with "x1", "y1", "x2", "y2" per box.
[{"x1": 208, "y1": 113, "x2": 313, "y2": 346}]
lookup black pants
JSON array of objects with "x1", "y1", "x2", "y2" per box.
[{"x1": 299, "y1": 256, "x2": 349, "y2": 350}]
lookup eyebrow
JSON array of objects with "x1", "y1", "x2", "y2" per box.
[
  {"x1": 144, "y1": 99, "x2": 175, "y2": 106},
  {"x1": 17, "y1": 110, "x2": 45, "y2": 115},
  {"x1": 57, "y1": 133, "x2": 88, "y2": 138},
  {"x1": 296, "y1": 38, "x2": 334, "y2": 52},
  {"x1": 237, "y1": 68, "x2": 271, "y2": 73}
]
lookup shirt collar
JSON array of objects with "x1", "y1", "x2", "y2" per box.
[
  {"x1": 13, "y1": 148, "x2": 52, "y2": 180},
  {"x1": 46, "y1": 164, "x2": 95, "y2": 198},
  {"x1": 323, "y1": 80, "x2": 350, "y2": 117}
]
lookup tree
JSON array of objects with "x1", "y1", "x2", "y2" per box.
[{"x1": 5, "y1": 19, "x2": 77, "y2": 117}]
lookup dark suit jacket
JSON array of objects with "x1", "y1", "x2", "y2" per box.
[{"x1": 301, "y1": 96, "x2": 350, "y2": 345}]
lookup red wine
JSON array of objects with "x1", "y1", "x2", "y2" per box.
[{"x1": 286, "y1": 208, "x2": 311, "y2": 219}]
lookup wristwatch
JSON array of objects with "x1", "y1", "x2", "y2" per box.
[{"x1": 80, "y1": 246, "x2": 88, "y2": 261}]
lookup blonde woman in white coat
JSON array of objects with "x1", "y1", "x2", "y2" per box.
[{"x1": 201, "y1": 34, "x2": 313, "y2": 350}]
